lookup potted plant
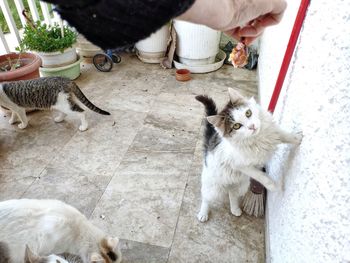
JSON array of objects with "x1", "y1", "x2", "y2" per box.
[
  {"x1": 19, "y1": 20, "x2": 82, "y2": 80},
  {"x1": 0, "y1": 52, "x2": 41, "y2": 82},
  {"x1": 0, "y1": 52, "x2": 42, "y2": 113},
  {"x1": 135, "y1": 24, "x2": 170, "y2": 63},
  {"x1": 173, "y1": 20, "x2": 221, "y2": 66}
]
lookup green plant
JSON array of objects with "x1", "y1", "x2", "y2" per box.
[
  {"x1": 0, "y1": 56, "x2": 21, "y2": 72},
  {"x1": 18, "y1": 21, "x2": 77, "y2": 53},
  {"x1": 0, "y1": 0, "x2": 51, "y2": 33}
]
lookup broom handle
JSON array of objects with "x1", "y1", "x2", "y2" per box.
[{"x1": 268, "y1": 0, "x2": 310, "y2": 113}]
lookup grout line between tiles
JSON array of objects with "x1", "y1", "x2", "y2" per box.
[
  {"x1": 166, "y1": 122, "x2": 203, "y2": 263},
  {"x1": 20, "y1": 130, "x2": 79, "y2": 198},
  {"x1": 88, "y1": 105, "x2": 156, "y2": 219}
]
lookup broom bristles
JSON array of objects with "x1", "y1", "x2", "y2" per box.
[{"x1": 242, "y1": 190, "x2": 265, "y2": 217}]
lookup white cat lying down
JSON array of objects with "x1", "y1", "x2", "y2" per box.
[
  {"x1": 0, "y1": 199, "x2": 122, "y2": 263},
  {"x1": 25, "y1": 245, "x2": 70, "y2": 263},
  {"x1": 0, "y1": 242, "x2": 69, "y2": 263}
]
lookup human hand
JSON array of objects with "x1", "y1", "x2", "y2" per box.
[
  {"x1": 178, "y1": 0, "x2": 287, "y2": 45},
  {"x1": 226, "y1": 0, "x2": 287, "y2": 45}
]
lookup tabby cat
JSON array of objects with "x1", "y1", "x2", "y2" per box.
[
  {"x1": 0, "y1": 77, "x2": 110, "y2": 131},
  {"x1": 195, "y1": 88, "x2": 303, "y2": 222}
]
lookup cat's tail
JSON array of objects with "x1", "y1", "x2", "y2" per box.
[
  {"x1": 195, "y1": 95, "x2": 217, "y2": 116},
  {"x1": 195, "y1": 95, "x2": 218, "y2": 150},
  {"x1": 71, "y1": 84, "x2": 110, "y2": 115}
]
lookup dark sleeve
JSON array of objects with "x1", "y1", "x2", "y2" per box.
[{"x1": 44, "y1": 0, "x2": 195, "y2": 50}]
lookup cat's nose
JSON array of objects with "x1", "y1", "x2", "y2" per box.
[{"x1": 248, "y1": 124, "x2": 256, "y2": 130}]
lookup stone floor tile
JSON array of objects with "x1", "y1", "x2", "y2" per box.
[
  {"x1": 145, "y1": 93, "x2": 203, "y2": 133},
  {"x1": 107, "y1": 150, "x2": 193, "y2": 190},
  {"x1": 0, "y1": 177, "x2": 34, "y2": 201},
  {"x1": 130, "y1": 122, "x2": 198, "y2": 153},
  {"x1": 23, "y1": 164, "x2": 110, "y2": 217},
  {"x1": 90, "y1": 150, "x2": 194, "y2": 247},
  {"x1": 0, "y1": 111, "x2": 77, "y2": 183},
  {"x1": 49, "y1": 109, "x2": 145, "y2": 176},
  {"x1": 120, "y1": 239, "x2": 169, "y2": 263},
  {"x1": 91, "y1": 187, "x2": 185, "y2": 248},
  {"x1": 168, "y1": 170, "x2": 265, "y2": 263}
]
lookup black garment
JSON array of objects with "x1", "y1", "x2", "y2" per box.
[{"x1": 44, "y1": 0, "x2": 195, "y2": 49}]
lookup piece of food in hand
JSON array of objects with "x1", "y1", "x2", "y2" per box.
[{"x1": 228, "y1": 42, "x2": 249, "y2": 68}]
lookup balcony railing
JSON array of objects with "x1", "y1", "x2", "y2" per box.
[{"x1": 0, "y1": 0, "x2": 60, "y2": 54}]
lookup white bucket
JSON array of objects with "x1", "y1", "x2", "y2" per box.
[
  {"x1": 135, "y1": 25, "x2": 170, "y2": 63},
  {"x1": 174, "y1": 20, "x2": 221, "y2": 66},
  {"x1": 37, "y1": 47, "x2": 77, "y2": 68}
]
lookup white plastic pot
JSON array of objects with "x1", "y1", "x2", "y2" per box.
[
  {"x1": 37, "y1": 47, "x2": 77, "y2": 68},
  {"x1": 174, "y1": 20, "x2": 221, "y2": 66},
  {"x1": 135, "y1": 25, "x2": 170, "y2": 63},
  {"x1": 39, "y1": 55, "x2": 82, "y2": 80}
]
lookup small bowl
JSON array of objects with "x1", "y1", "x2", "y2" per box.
[{"x1": 175, "y1": 69, "x2": 191, "y2": 81}]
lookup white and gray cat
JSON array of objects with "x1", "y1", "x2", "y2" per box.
[
  {"x1": 195, "y1": 88, "x2": 303, "y2": 222},
  {"x1": 25, "y1": 245, "x2": 70, "y2": 263},
  {"x1": 0, "y1": 242, "x2": 70, "y2": 263},
  {"x1": 0, "y1": 199, "x2": 122, "y2": 263},
  {"x1": 0, "y1": 77, "x2": 110, "y2": 131}
]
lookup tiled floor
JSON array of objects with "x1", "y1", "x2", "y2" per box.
[{"x1": 0, "y1": 54, "x2": 264, "y2": 262}]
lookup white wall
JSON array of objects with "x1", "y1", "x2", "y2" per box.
[{"x1": 258, "y1": 0, "x2": 350, "y2": 262}]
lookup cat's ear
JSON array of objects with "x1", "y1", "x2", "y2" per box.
[
  {"x1": 90, "y1": 252, "x2": 104, "y2": 263},
  {"x1": 100, "y1": 237, "x2": 119, "y2": 251},
  {"x1": 106, "y1": 237, "x2": 119, "y2": 250},
  {"x1": 206, "y1": 115, "x2": 224, "y2": 127},
  {"x1": 100, "y1": 237, "x2": 120, "y2": 261},
  {"x1": 228, "y1": 88, "x2": 244, "y2": 104},
  {"x1": 249, "y1": 96, "x2": 256, "y2": 104},
  {"x1": 25, "y1": 245, "x2": 40, "y2": 263}
]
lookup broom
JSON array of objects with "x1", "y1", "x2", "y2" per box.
[{"x1": 242, "y1": 0, "x2": 310, "y2": 217}]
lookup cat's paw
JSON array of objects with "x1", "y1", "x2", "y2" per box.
[
  {"x1": 79, "y1": 125, "x2": 88, "y2": 132},
  {"x1": 9, "y1": 118, "x2": 17, "y2": 124},
  {"x1": 197, "y1": 212, "x2": 209, "y2": 222},
  {"x1": 291, "y1": 131, "x2": 303, "y2": 144},
  {"x1": 265, "y1": 181, "x2": 279, "y2": 192},
  {"x1": 230, "y1": 207, "x2": 242, "y2": 217},
  {"x1": 54, "y1": 116, "x2": 65, "y2": 123},
  {"x1": 18, "y1": 122, "x2": 28, "y2": 129}
]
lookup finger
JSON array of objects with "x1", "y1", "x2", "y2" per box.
[
  {"x1": 224, "y1": 30, "x2": 261, "y2": 46},
  {"x1": 224, "y1": 28, "x2": 241, "y2": 42},
  {"x1": 241, "y1": 33, "x2": 262, "y2": 46},
  {"x1": 238, "y1": 13, "x2": 283, "y2": 38},
  {"x1": 270, "y1": 0, "x2": 287, "y2": 22},
  {"x1": 238, "y1": 21, "x2": 265, "y2": 37},
  {"x1": 258, "y1": 14, "x2": 283, "y2": 27}
]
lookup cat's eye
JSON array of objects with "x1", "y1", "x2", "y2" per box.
[
  {"x1": 246, "y1": 109, "x2": 252, "y2": 118},
  {"x1": 233, "y1": 123, "x2": 242, "y2": 130}
]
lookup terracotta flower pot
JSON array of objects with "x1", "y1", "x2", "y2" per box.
[{"x1": 0, "y1": 53, "x2": 42, "y2": 82}]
